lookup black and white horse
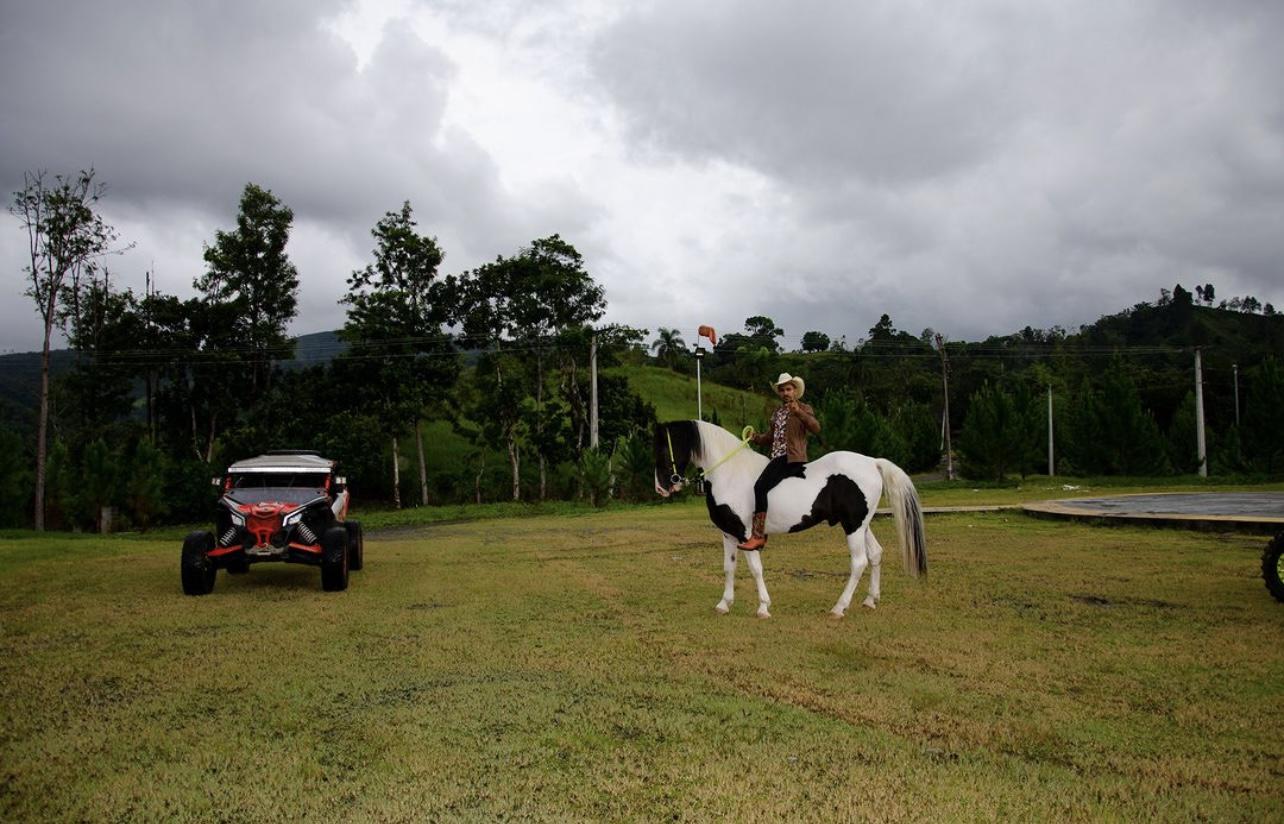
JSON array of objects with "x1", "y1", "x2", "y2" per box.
[{"x1": 654, "y1": 420, "x2": 927, "y2": 618}]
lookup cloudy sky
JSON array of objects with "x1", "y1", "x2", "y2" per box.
[{"x1": 2, "y1": 0, "x2": 1281, "y2": 353}]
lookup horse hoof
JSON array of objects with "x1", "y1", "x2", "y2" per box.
[
  {"x1": 757, "y1": 609, "x2": 771, "y2": 619},
  {"x1": 829, "y1": 609, "x2": 845, "y2": 620},
  {"x1": 715, "y1": 602, "x2": 730, "y2": 615},
  {"x1": 862, "y1": 597, "x2": 877, "y2": 610}
]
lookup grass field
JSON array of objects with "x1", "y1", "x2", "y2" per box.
[{"x1": 2, "y1": 506, "x2": 1282, "y2": 821}]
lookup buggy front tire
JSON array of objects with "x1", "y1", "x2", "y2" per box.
[
  {"x1": 321, "y1": 526, "x2": 349, "y2": 592},
  {"x1": 181, "y1": 531, "x2": 217, "y2": 595},
  {"x1": 345, "y1": 520, "x2": 364, "y2": 571},
  {"x1": 1263, "y1": 533, "x2": 1284, "y2": 603}
]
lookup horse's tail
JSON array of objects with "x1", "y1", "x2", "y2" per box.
[{"x1": 875, "y1": 459, "x2": 927, "y2": 578}]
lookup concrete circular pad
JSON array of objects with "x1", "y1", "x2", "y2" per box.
[{"x1": 1023, "y1": 492, "x2": 1284, "y2": 534}]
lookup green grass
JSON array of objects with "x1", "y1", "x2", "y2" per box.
[{"x1": 2, "y1": 508, "x2": 1282, "y2": 821}]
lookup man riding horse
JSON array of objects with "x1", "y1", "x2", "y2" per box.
[{"x1": 737, "y1": 372, "x2": 821, "y2": 551}]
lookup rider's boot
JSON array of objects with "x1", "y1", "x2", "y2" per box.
[{"x1": 737, "y1": 512, "x2": 767, "y2": 551}]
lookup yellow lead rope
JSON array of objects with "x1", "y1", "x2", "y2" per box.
[{"x1": 703, "y1": 425, "x2": 756, "y2": 477}]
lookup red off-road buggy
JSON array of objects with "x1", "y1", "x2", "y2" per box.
[{"x1": 181, "y1": 450, "x2": 364, "y2": 594}]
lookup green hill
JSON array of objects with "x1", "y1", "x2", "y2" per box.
[{"x1": 608, "y1": 364, "x2": 771, "y2": 426}]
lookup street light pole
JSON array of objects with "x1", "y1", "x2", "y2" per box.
[{"x1": 695, "y1": 347, "x2": 704, "y2": 421}]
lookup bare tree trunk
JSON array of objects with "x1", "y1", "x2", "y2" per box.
[
  {"x1": 145, "y1": 371, "x2": 154, "y2": 443},
  {"x1": 392, "y1": 435, "x2": 402, "y2": 509},
  {"x1": 33, "y1": 317, "x2": 53, "y2": 531},
  {"x1": 507, "y1": 435, "x2": 520, "y2": 501},
  {"x1": 474, "y1": 452, "x2": 484, "y2": 505},
  {"x1": 204, "y1": 412, "x2": 218, "y2": 464},
  {"x1": 415, "y1": 420, "x2": 429, "y2": 506},
  {"x1": 187, "y1": 369, "x2": 201, "y2": 460},
  {"x1": 536, "y1": 353, "x2": 546, "y2": 501}
]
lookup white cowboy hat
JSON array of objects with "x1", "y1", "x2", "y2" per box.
[{"x1": 772, "y1": 372, "x2": 805, "y2": 399}]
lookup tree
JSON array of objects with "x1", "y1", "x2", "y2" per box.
[
  {"x1": 868, "y1": 314, "x2": 897, "y2": 342},
  {"x1": 341, "y1": 201, "x2": 456, "y2": 508},
  {"x1": 957, "y1": 382, "x2": 1041, "y2": 481},
  {"x1": 1243, "y1": 358, "x2": 1284, "y2": 473},
  {"x1": 800, "y1": 331, "x2": 830, "y2": 353},
  {"x1": 196, "y1": 183, "x2": 299, "y2": 393},
  {"x1": 10, "y1": 169, "x2": 120, "y2": 530},
  {"x1": 59, "y1": 272, "x2": 144, "y2": 449},
  {"x1": 815, "y1": 389, "x2": 907, "y2": 464},
  {"x1": 651, "y1": 327, "x2": 687, "y2": 369},
  {"x1": 1062, "y1": 361, "x2": 1170, "y2": 475},
  {"x1": 0, "y1": 430, "x2": 33, "y2": 528},
  {"x1": 124, "y1": 439, "x2": 167, "y2": 530},
  {"x1": 743, "y1": 315, "x2": 784, "y2": 352},
  {"x1": 458, "y1": 235, "x2": 606, "y2": 500},
  {"x1": 143, "y1": 292, "x2": 243, "y2": 463}
]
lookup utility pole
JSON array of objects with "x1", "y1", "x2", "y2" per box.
[
  {"x1": 1047, "y1": 384, "x2": 1055, "y2": 476},
  {"x1": 935, "y1": 333, "x2": 955, "y2": 481},
  {"x1": 1233, "y1": 362, "x2": 1240, "y2": 428},
  {"x1": 695, "y1": 347, "x2": 704, "y2": 421},
  {"x1": 590, "y1": 332, "x2": 599, "y2": 449},
  {"x1": 1195, "y1": 348, "x2": 1207, "y2": 477}
]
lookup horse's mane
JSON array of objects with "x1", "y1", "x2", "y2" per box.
[
  {"x1": 694, "y1": 421, "x2": 768, "y2": 479},
  {"x1": 655, "y1": 420, "x2": 704, "y2": 469},
  {"x1": 693, "y1": 420, "x2": 743, "y2": 454}
]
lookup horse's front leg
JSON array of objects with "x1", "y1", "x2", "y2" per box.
[
  {"x1": 831, "y1": 527, "x2": 870, "y2": 618},
  {"x1": 716, "y1": 534, "x2": 738, "y2": 614},
  {"x1": 744, "y1": 547, "x2": 772, "y2": 618}
]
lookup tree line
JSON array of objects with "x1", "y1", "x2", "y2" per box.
[
  {"x1": 647, "y1": 292, "x2": 1284, "y2": 482},
  {"x1": 7, "y1": 169, "x2": 1283, "y2": 530},
  {"x1": 7, "y1": 171, "x2": 657, "y2": 530}
]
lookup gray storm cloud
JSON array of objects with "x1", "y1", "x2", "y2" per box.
[{"x1": 1, "y1": 0, "x2": 1281, "y2": 352}]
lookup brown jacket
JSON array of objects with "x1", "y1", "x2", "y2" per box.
[{"x1": 753, "y1": 402, "x2": 821, "y2": 463}]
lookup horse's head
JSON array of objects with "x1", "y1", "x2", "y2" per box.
[{"x1": 653, "y1": 421, "x2": 702, "y2": 497}]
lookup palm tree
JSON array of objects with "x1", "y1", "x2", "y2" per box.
[{"x1": 651, "y1": 327, "x2": 687, "y2": 370}]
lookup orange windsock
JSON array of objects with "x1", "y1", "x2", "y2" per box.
[{"x1": 697, "y1": 325, "x2": 717, "y2": 346}]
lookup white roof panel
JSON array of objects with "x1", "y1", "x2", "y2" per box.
[{"x1": 227, "y1": 453, "x2": 335, "y2": 473}]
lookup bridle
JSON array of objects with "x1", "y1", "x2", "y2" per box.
[
  {"x1": 660, "y1": 423, "x2": 756, "y2": 491},
  {"x1": 664, "y1": 427, "x2": 683, "y2": 487}
]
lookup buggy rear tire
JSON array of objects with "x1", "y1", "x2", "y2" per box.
[
  {"x1": 321, "y1": 526, "x2": 349, "y2": 592},
  {"x1": 1263, "y1": 533, "x2": 1284, "y2": 603},
  {"x1": 181, "y1": 531, "x2": 217, "y2": 595},
  {"x1": 346, "y1": 520, "x2": 364, "y2": 571}
]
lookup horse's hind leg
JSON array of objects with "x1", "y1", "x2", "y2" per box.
[
  {"x1": 863, "y1": 529, "x2": 884, "y2": 609},
  {"x1": 744, "y1": 548, "x2": 772, "y2": 619},
  {"x1": 716, "y1": 535, "x2": 738, "y2": 614},
  {"x1": 831, "y1": 526, "x2": 870, "y2": 618}
]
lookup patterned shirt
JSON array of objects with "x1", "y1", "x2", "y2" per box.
[{"x1": 769, "y1": 406, "x2": 790, "y2": 459}]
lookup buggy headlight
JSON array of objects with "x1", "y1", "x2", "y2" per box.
[{"x1": 283, "y1": 509, "x2": 307, "y2": 527}]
